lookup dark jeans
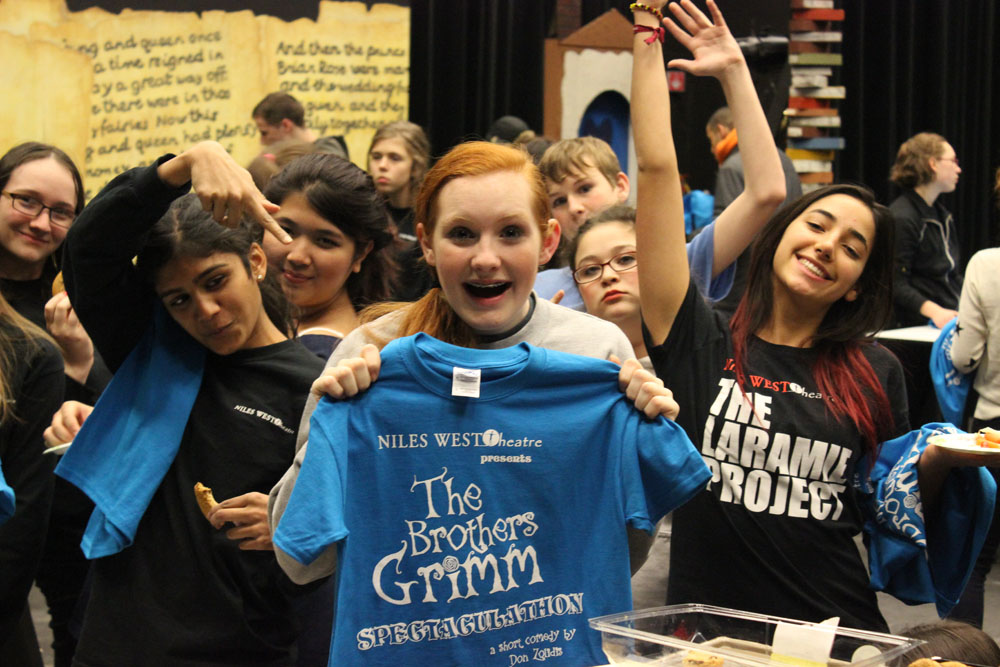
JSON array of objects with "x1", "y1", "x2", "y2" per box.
[
  {"x1": 947, "y1": 417, "x2": 1000, "y2": 628},
  {"x1": 0, "y1": 605, "x2": 44, "y2": 667}
]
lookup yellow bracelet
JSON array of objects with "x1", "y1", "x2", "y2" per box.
[{"x1": 629, "y1": 2, "x2": 664, "y2": 22}]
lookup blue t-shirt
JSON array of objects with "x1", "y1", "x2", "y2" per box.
[
  {"x1": 274, "y1": 333, "x2": 709, "y2": 666},
  {"x1": 534, "y1": 219, "x2": 732, "y2": 310}
]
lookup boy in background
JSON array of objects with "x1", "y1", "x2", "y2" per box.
[{"x1": 536, "y1": 136, "x2": 762, "y2": 310}]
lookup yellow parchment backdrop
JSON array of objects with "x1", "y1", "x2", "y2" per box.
[{"x1": 0, "y1": 0, "x2": 409, "y2": 200}]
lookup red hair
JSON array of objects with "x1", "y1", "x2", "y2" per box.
[
  {"x1": 361, "y1": 141, "x2": 552, "y2": 347},
  {"x1": 414, "y1": 141, "x2": 551, "y2": 238}
]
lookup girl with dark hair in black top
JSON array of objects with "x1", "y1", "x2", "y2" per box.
[
  {"x1": 632, "y1": 0, "x2": 998, "y2": 631},
  {"x1": 61, "y1": 141, "x2": 324, "y2": 666}
]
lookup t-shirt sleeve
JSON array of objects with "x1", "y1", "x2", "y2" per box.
[
  {"x1": 645, "y1": 281, "x2": 730, "y2": 441},
  {"x1": 63, "y1": 157, "x2": 189, "y2": 372},
  {"x1": 686, "y1": 221, "x2": 735, "y2": 302},
  {"x1": 619, "y1": 409, "x2": 711, "y2": 534},
  {"x1": 646, "y1": 280, "x2": 726, "y2": 363},
  {"x1": 871, "y1": 342, "x2": 911, "y2": 436},
  {"x1": 273, "y1": 399, "x2": 350, "y2": 565}
]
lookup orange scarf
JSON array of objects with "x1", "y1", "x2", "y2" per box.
[{"x1": 713, "y1": 128, "x2": 738, "y2": 164}]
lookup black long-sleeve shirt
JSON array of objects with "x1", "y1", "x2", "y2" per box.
[
  {"x1": 62, "y1": 159, "x2": 324, "y2": 666},
  {"x1": 890, "y1": 189, "x2": 963, "y2": 327},
  {"x1": 0, "y1": 331, "x2": 63, "y2": 644}
]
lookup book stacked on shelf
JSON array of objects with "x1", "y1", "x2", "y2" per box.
[{"x1": 785, "y1": 0, "x2": 844, "y2": 191}]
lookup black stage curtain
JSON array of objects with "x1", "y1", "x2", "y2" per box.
[
  {"x1": 412, "y1": 0, "x2": 999, "y2": 261},
  {"x1": 840, "y1": 0, "x2": 1000, "y2": 265},
  {"x1": 410, "y1": 1, "x2": 787, "y2": 191},
  {"x1": 409, "y1": 1, "x2": 554, "y2": 154}
]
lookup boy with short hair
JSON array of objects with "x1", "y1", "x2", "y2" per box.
[
  {"x1": 540, "y1": 137, "x2": 630, "y2": 240},
  {"x1": 535, "y1": 136, "x2": 734, "y2": 310}
]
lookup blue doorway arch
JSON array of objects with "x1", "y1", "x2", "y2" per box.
[{"x1": 578, "y1": 90, "x2": 630, "y2": 171}]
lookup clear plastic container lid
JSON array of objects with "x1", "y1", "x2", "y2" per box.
[{"x1": 589, "y1": 604, "x2": 924, "y2": 667}]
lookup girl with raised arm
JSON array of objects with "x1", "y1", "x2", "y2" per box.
[{"x1": 633, "y1": 0, "x2": 995, "y2": 631}]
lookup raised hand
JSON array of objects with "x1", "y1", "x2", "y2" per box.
[
  {"x1": 664, "y1": 0, "x2": 743, "y2": 79},
  {"x1": 44, "y1": 291, "x2": 95, "y2": 384},
  {"x1": 157, "y1": 141, "x2": 290, "y2": 244}
]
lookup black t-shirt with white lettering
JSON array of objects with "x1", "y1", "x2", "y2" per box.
[
  {"x1": 61, "y1": 160, "x2": 326, "y2": 665},
  {"x1": 74, "y1": 340, "x2": 324, "y2": 666},
  {"x1": 647, "y1": 283, "x2": 909, "y2": 631}
]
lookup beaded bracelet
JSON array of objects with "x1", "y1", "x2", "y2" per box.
[{"x1": 629, "y1": 2, "x2": 664, "y2": 22}]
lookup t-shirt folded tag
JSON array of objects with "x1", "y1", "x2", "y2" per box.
[{"x1": 451, "y1": 366, "x2": 481, "y2": 398}]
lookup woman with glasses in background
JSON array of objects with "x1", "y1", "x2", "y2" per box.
[
  {"x1": 0, "y1": 143, "x2": 110, "y2": 667},
  {"x1": 889, "y1": 133, "x2": 964, "y2": 330}
]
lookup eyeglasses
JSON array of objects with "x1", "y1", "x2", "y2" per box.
[
  {"x1": 2, "y1": 192, "x2": 76, "y2": 228},
  {"x1": 938, "y1": 155, "x2": 960, "y2": 167},
  {"x1": 573, "y1": 251, "x2": 638, "y2": 284}
]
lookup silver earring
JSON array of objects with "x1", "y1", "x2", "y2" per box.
[{"x1": 257, "y1": 274, "x2": 264, "y2": 282}]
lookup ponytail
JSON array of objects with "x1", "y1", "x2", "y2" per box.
[{"x1": 359, "y1": 288, "x2": 477, "y2": 349}]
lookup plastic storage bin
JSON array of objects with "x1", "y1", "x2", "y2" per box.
[{"x1": 589, "y1": 604, "x2": 924, "y2": 666}]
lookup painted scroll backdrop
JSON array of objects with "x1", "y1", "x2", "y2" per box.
[{"x1": 0, "y1": 0, "x2": 409, "y2": 199}]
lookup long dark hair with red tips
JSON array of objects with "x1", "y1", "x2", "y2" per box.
[{"x1": 729, "y1": 183, "x2": 897, "y2": 457}]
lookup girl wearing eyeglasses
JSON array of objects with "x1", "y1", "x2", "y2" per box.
[
  {"x1": 0, "y1": 143, "x2": 81, "y2": 284},
  {"x1": 567, "y1": 206, "x2": 647, "y2": 365},
  {"x1": 889, "y1": 132, "x2": 963, "y2": 329},
  {"x1": 0, "y1": 143, "x2": 109, "y2": 667}
]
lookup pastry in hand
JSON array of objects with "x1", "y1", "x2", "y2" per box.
[
  {"x1": 194, "y1": 482, "x2": 218, "y2": 519},
  {"x1": 51, "y1": 271, "x2": 65, "y2": 296}
]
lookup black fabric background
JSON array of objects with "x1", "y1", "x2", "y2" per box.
[{"x1": 839, "y1": 0, "x2": 1000, "y2": 267}]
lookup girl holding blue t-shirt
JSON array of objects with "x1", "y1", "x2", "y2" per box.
[
  {"x1": 268, "y1": 139, "x2": 706, "y2": 667},
  {"x1": 268, "y1": 140, "x2": 682, "y2": 585},
  {"x1": 633, "y1": 0, "x2": 998, "y2": 631}
]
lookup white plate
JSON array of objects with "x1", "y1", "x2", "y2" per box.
[
  {"x1": 926, "y1": 433, "x2": 1000, "y2": 455},
  {"x1": 43, "y1": 443, "x2": 71, "y2": 456}
]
